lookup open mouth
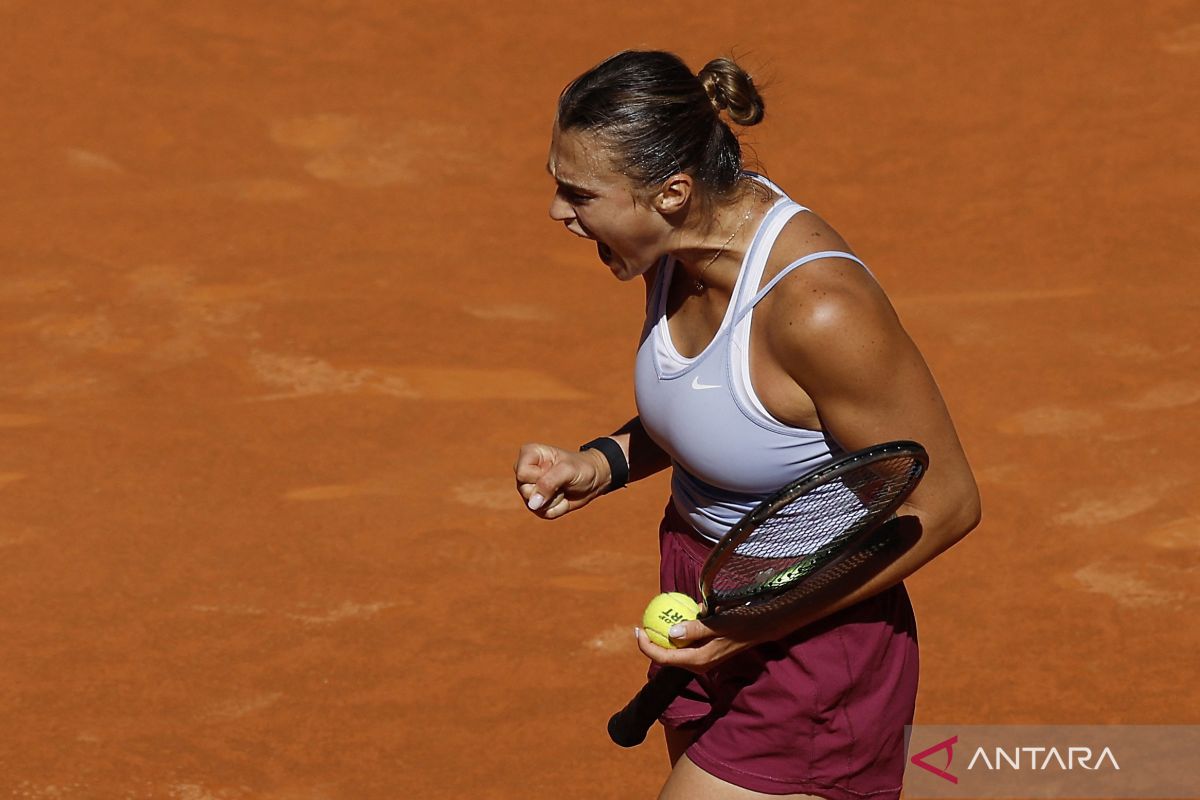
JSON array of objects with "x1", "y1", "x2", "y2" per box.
[{"x1": 597, "y1": 241, "x2": 613, "y2": 265}]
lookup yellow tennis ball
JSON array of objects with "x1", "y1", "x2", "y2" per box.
[{"x1": 641, "y1": 592, "x2": 701, "y2": 648}]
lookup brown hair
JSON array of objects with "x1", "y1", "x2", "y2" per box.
[{"x1": 556, "y1": 51, "x2": 764, "y2": 202}]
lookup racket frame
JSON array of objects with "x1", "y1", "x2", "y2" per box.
[
  {"x1": 607, "y1": 439, "x2": 929, "y2": 748},
  {"x1": 698, "y1": 440, "x2": 928, "y2": 615}
]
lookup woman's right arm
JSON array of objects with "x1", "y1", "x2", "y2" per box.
[{"x1": 513, "y1": 417, "x2": 670, "y2": 520}]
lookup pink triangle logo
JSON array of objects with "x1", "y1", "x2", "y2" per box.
[{"x1": 911, "y1": 735, "x2": 959, "y2": 784}]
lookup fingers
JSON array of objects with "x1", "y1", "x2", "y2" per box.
[
  {"x1": 516, "y1": 483, "x2": 569, "y2": 519},
  {"x1": 634, "y1": 620, "x2": 717, "y2": 671},
  {"x1": 514, "y1": 443, "x2": 561, "y2": 511},
  {"x1": 665, "y1": 619, "x2": 713, "y2": 647},
  {"x1": 539, "y1": 492, "x2": 571, "y2": 519},
  {"x1": 513, "y1": 443, "x2": 554, "y2": 486},
  {"x1": 521, "y1": 487, "x2": 568, "y2": 517},
  {"x1": 514, "y1": 442, "x2": 603, "y2": 519},
  {"x1": 634, "y1": 627, "x2": 669, "y2": 662},
  {"x1": 523, "y1": 458, "x2": 576, "y2": 510},
  {"x1": 634, "y1": 628, "x2": 706, "y2": 672}
]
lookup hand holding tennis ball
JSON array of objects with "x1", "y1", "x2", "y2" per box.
[{"x1": 641, "y1": 592, "x2": 702, "y2": 648}]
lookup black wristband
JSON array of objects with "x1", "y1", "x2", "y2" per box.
[{"x1": 580, "y1": 437, "x2": 629, "y2": 493}]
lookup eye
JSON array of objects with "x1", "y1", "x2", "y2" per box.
[{"x1": 558, "y1": 186, "x2": 592, "y2": 205}]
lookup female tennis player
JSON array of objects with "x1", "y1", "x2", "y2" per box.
[{"x1": 513, "y1": 50, "x2": 980, "y2": 800}]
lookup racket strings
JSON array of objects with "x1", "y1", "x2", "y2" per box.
[
  {"x1": 710, "y1": 454, "x2": 922, "y2": 603},
  {"x1": 716, "y1": 531, "x2": 898, "y2": 619}
]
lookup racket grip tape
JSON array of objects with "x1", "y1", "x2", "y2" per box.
[{"x1": 607, "y1": 665, "x2": 696, "y2": 747}]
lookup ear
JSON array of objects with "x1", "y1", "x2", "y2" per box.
[{"x1": 652, "y1": 173, "x2": 693, "y2": 215}]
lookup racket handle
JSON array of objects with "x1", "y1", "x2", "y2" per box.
[{"x1": 607, "y1": 666, "x2": 695, "y2": 748}]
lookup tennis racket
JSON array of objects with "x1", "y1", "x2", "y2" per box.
[{"x1": 607, "y1": 440, "x2": 929, "y2": 748}]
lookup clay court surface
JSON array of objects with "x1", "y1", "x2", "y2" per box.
[{"x1": 1, "y1": 2, "x2": 1197, "y2": 797}]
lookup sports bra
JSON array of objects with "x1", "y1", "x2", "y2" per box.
[{"x1": 633, "y1": 173, "x2": 872, "y2": 540}]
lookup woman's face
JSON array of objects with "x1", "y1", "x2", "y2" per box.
[{"x1": 546, "y1": 126, "x2": 669, "y2": 281}]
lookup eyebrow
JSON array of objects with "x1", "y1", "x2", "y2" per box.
[{"x1": 545, "y1": 163, "x2": 595, "y2": 195}]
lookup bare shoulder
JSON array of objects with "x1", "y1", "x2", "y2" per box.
[
  {"x1": 767, "y1": 206, "x2": 856, "y2": 262},
  {"x1": 755, "y1": 210, "x2": 899, "y2": 358},
  {"x1": 748, "y1": 202, "x2": 980, "y2": 531}
]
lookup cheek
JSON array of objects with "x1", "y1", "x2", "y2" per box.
[
  {"x1": 604, "y1": 212, "x2": 654, "y2": 248},
  {"x1": 621, "y1": 221, "x2": 661, "y2": 260}
]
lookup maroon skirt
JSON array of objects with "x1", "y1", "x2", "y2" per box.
[{"x1": 653, "y1": 502, "x2": 919, "y2": 799}]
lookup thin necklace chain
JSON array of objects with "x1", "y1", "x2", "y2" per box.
[{"x1": 694, "y1": 200, "x2": 756, "y2": 292}]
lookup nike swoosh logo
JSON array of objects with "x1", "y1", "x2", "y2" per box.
[{"x1": 691, "y1": 376, "x2": 721, "y2": 391}]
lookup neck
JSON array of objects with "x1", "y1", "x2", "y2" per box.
[{"x1": 671, "y1": 181, "x2": 770, "y2": 293}]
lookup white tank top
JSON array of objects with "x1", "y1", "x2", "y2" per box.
[{"x1": 633, "y1": 175, "x2": 871, "y2": 541}]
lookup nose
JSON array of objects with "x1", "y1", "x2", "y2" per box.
[{"x1": 548, "y1": 189, "x2": 573, "y2": 222}]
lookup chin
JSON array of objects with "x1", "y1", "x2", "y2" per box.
[
  {"x1": 597, "y1": 241, "x2": 654, "y2": 282},
  {"x1": 610, "y1": 261, "x2": 651, "y2": 282},
  {"x1": 611, "y1": 253, "x2": 655, "y2": 281}
]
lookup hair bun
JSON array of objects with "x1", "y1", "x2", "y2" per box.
[{"x1": 698, "y1": 57, "x2": 765, "y2": 126}]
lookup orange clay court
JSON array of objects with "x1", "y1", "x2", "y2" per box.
[{"x1": 1, "y1": 2, "x2": 1197, "y2": 798}]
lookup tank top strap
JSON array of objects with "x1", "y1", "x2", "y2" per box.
[
  {"x1": 640, "y1": 254, "x2": 673, "y2": 342},
  {"x1": 729, "y1": 201, "x2": 810, "y2": 312},
  {"x1": 733, "y1": 250, "x2": 868, "y2": 326},
  {"x1": 651, "y1": 255, "x2": 673, "y2": 311},
  {"x1": 643, "y1": 191, "x2": 820, "y2": 346}
]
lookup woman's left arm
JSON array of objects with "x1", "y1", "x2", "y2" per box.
[{"x1": 639, "y1": 261, "x2": 981, "y2": 669}]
